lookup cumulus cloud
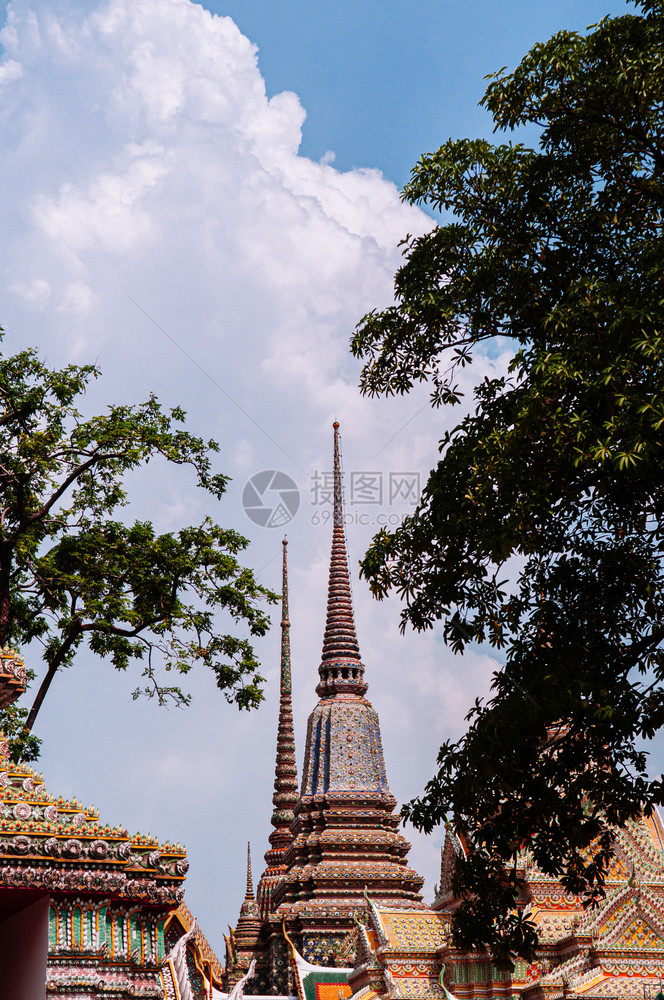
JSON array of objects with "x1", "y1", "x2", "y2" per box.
[
  {"x1": 0, "y1": 0, "x2": 506, "y2": 952},
  {"x1": 33, "y1": 143, "x2": 171, "y2": 253},
  {"x1": 0, "y1": 56, "x2": 20, "y2": 83},
  {"x1": 8, "y1": 276, "x2": 50, "y2": 306}
]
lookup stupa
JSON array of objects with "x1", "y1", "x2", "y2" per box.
[
  {"x1": 224, "y1": 423, "x2": 424, "y2": 994},
  {"x1": 272, "y1": 424, "x2": 424, "y2": 927}
]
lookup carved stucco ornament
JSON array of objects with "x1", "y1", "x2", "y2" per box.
[
  {"x1": 13, "y1": 802, "x2": 31, "y2": 820},
  {"x1": 62, "y1": 838, "x2": 83, "y2": 858}
]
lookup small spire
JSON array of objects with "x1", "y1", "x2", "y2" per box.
[
  {"x1": 245, "y1": 842, "x2": 254, "y2": 900},
  {"x1": 234, "y1": 841, "x2": 261, "y2": 972},
  {"x1": 316, "y1": 422, "x2": 367, "y2": 698}
]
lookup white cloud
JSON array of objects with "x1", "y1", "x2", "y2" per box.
[
  {"x1": 233, "y1": 437, "x2": 255, "y2": 470},
  {"x1": 33, "y1": 144, "x2": 171, "y2": 254},
  {"x1": 0, "y1": 56, "x2": 21, "y2": 83},
  {"x1": 57, "y1": 279, "x2": 96, "y2": 315},
  {"x1": 8, "y1": 276, "x2": 50, "y2": 306}
]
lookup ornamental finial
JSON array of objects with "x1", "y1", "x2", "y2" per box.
[
  {"x1": 281, "y1": 538, "x2": 291, "y2": 695},
  {"x1": 245, "y1": 842, "x2": 254, "y2": 900},
  {"x1": 316, "y1": 422, "x2": 367, "y2": 698},
  {"x1": 333, "y1": 421, "x2": 342, "y2": 529}
]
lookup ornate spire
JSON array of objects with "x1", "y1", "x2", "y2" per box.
[
  {"x1": 268, "y1": 539, "x2": 299, "y2": 841},
  {"x1": 274, "y1": 422, "x2": 424, "y2": 918},
  {"x1": 227, "y1": 842, "x2": 262, "y2": 989},
  {"x1": 257, "y1": 539, "x2": 299, "y2": 918},
  {"x1": 238, "y1": 841, "x2": 259, "y2": 919},
  {"x1": 245, "y1": 842, "x2": 254, "y2": 900},
  {"x1": 279, "y1": 538, "x2": 292, "y2": 696},
  {"x1": 316, "y1": 422, "x2": 367, "y2": 698}
]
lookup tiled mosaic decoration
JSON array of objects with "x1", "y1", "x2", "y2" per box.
[{"x1": 378, "y1": 909, "x2": 448, "y2": 952}]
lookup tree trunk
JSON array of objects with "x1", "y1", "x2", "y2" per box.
[
  {"x1": 24, "y1": 630, "x2": 79, "y2": 734},
  {"x1": 23, "y1": 664, "x2": 59, "y2": 734},
  {"x1": 0, "y1": 543, "x2": 11, "y2": 648}
]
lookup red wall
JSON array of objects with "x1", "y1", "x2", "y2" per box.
[{"x1": 0, "y1": 894, "x2": 49, "y2": 999}]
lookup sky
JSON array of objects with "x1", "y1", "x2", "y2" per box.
[{"x1": 0, "y1": 0, "x2": 647, "y2": 961}]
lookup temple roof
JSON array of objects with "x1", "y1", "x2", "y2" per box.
[
  {"x1": 348, "y1": 900, "x2": 449, "y2": 999},
  {"x1": 163, "y1": 900, "x2": 225, "y2": 995},
  {"x1": 492, "y1": 810, "x2": 664, "y2": 997},
  {"x1": 0, "y1": 647, "x2": 185, "y2": 905},
  {"x1": 0, "y1": 647, "x2": 27, "y2": 708},
  {"x1": 370, "y1": 906, "x2": 449, "y2": 954},
  {"x1": 0, "y1": 738, "x2": 187, "y2": 904}
]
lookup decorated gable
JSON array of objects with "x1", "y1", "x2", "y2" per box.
[
  {"x1": 602, "y1": 904, "x2": 664, "y2": 956},
  {"x1": 376, "y1": 909, "x2": 448, "y2": 954},
  {"x1": 290, "y1": 946, "x2": 352, "y2": 1000}
]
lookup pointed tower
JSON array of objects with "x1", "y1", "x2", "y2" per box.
[
  {"x1": 224, "y1": 843, "x2": 263, "y2": 990},
  {"x1": 272, "y1": 422, "x2": 424, "y2": 964},
  {"x1": 257, "y1": 538, "x2": 299, "y2": 919}
]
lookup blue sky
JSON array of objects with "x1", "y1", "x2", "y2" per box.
[
  {"x1": 0, "y1": 0, "x2": 648, "y2": 960},
  {"x1": 204, "y1": 0, "x2": 631, "y2": 186}
]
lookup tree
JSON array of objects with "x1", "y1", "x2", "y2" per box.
[
  {"x1": 351, "y1": 0, "x2": 664, "y2": 966},
  {"x1": 0, "y1": 336, "x2": 274, "y2": 761}
]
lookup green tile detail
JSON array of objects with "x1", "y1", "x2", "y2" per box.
[
  {"x1": 130, "y1": 915, "x2": 142, "y2": 957},
  {"x1": 73, "y1": 907, "x2": 82, "y2": 948},
  {"x1": 156, "y1": 919, "x2": 166, "y2": 962},
  {"x1": 48, "y1": 906, "x2": 57, "y2": 949},
  {"x1": 301, "y1": 969, "x2": 349, "y2": 1000}
]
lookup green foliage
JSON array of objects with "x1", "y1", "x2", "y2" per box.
[
  {"x1": 352, "y1": 0, "x2": 664, "y2": 966},
  {"x1": 1, "y1": 704, "x2": 42, "y2": 764},
  {"x1": 0, "y1": 337, "x2": 275, "y2": 751}
]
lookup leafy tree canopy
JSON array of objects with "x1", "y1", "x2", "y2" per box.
[
  {"x1": 0, "y1": 336, "x2": 274, "y2": 761},
  {"x1": 351, "y1": 0, "x2": 664, "y2": 966}
]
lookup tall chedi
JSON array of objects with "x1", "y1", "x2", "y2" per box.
[
  {"x1": 257, "y1": 539, "x2": 299, "y2": 919},
  {"x1": 225, "y1": 539, "x2": 301, "y2": 995},
  {"x1": 272, "y1": 422, "x2": 424, "y2": 965},
  {"x1": 251, "y1": 538, "x2": 301, "y2": 995}
]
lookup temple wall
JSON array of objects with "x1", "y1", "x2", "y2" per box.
[{"x1": 0, "y1": 894, "x2": 49, "y2": 1000}]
